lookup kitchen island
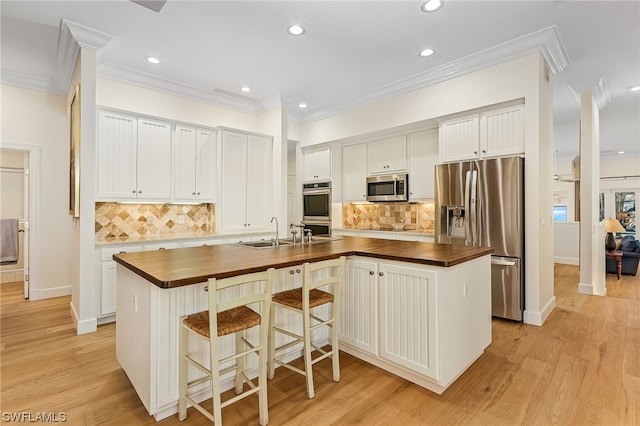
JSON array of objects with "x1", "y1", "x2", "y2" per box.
[{"x1": 113, "y1": 236, "x2": 493, "y2": 420}]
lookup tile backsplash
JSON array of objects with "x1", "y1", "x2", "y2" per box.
[
  {"x1": 95, "y1": 202, "x2": 214, "y2": 240},
  {"x1": 342, "y1": 202, "x2": 435, "y2": 232}
]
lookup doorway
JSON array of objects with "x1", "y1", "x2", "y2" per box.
[{"x1": 1, "y1": 147, "x2": 33, "y2": 298}]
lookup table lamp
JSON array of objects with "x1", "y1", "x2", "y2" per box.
[{"x1": 603, "y1": 218, "x2": 625, "y2": 251}]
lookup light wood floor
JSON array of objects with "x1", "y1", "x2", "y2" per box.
[{"x1": 1, "y1": 265, "x2": 639, "y2": 425}]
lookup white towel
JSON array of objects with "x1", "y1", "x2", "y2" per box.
[{"x1": 0, "y1": 218, "x2": 19, "y2": 265}]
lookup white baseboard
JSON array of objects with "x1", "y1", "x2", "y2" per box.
[
  {"x1": 0, "y1": 269, "x2": 23, "y2": 283},
  {"x1": 579, "y1": 282, "x2": 606, "y2": 296},
  {"x1": 523, "y1": 295, "x2": 556, "y2": 326},
  {"x1": 69, "y1": 301, "x2": 97, "y2": 335},
  {"x1": 554, "y1": 256, "x2": 579, "y2": 265},
  {"x1": 29, "y1": 285, "x2": 71, "y2": 301}
]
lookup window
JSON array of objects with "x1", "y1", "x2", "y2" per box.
[{"x1": 553, "y1": 205, "x2": 568, "y2": 222}]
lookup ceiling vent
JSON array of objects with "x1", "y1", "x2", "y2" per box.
[{"x1": 129, "y1": 0, "x2": 167, "y2": 13}]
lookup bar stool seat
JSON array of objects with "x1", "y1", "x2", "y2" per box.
[
  {"x1": 268, "y1": 256, "x2": 345, "y2": 399},
  {"x1": 178, "y1": 268, "x2": 274, "y2": 425}
]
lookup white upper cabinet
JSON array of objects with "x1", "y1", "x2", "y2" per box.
[
  {"x1": 173, "y1": 126, "x2": 216, "y2": 202},
  {"x1": 342, "y1": 143, "x2": 368, "y2": 202},
  {"x1": 303, "y1": 146, "x2": 331, "y2": 182},
  {"x1": 97, "y1": 111, "x2": 171, "y2": 201},
  {"x1": 136, "y1": 118, "x2": 172, "y2": 199},
  {"x1": 407, "y1": 129, "x2": 438, "y2": 200},
  {"x1": 367, "y1": 135, "x2": 407, "y2": 174},
  {"x1": 219, "y1": 130, "x2": 273, "y2": 233},
  {"x1": 439, "y1": 103, "x2": 524, "y2": 163},
  {"x1": 479, "y1": 104, "x2": 525, "y2": 158},
  {"x1": 438, "y1": 115, "x2": 480, "y2": 163}
]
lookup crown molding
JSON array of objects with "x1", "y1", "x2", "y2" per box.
[
  {"x1": 61, "y1": 19, "x2": 115, "y2": 50},
  {"x1": 98, "y1": 62, "x2": 262, "y2": 114},
  {"x1": 593, "y1": 76, "x2": 611, "y2": 110},
  {"x1": 296, "y1": 26, "x2": 570, "y2": 125},
  {"x1": 0, "y1": 69, "x2": 55, "y2": 94}
]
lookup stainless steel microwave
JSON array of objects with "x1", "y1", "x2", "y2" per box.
[{"x1": 366, "y1": 174, "x2": 409, "y2": 202}]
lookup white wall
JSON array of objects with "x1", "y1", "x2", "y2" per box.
[
  {"x1": 299, "y1": 53, "x2": 555, "y2": 326},
  {"x1": 554, "y1": 222, "x2": 580, "y2": 265},
  {"x1": 0, "y1": 84, "x2": 73, "y2": 299}
]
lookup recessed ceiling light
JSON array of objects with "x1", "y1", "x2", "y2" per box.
[
  {"x1": 421, "y1": 0, "x2": 443, "y2": 13},
  {"x1": 146, "y1": 56, "x2": 160, "y2": 64},
  {"x1": 240, "y1": 86, "x2": 251, "y2": 92},
  {"x1": 287, "y1": 24, "x2": 306, "y2": 36},
  {"x1": 419, "y1": 48, "x2": 435, "y2": 57},
  {"x1": 298, "y1": 102, "x2": 308, "y2": 109},
  {"x1": 618, "y1": 151, "x2": 625, "y2": 154},
  {"x1": 629, "y1": 84, "x2": 640, "y2": 91}
]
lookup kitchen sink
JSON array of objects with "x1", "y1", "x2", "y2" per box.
[
  {"x1": 234, "y1": 236, "x2": 340, "y2": 249},
  {"x1": 234, "y1": 239, "x2": 292, "y2": 249}
]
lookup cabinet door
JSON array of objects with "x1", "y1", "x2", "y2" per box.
[
  {"x1": 137, "y1": 118, "x2": 171, "y2": 199},
  {"x1": 407, "y1": 129, "x2": 438, "y2": 200},
  {"x1": 480, "y1": 104, "x2": 525, "y2": 157},
  {"x1": 439, "y1": 115, "x2": 480, "y2": 163},
  {"x1": 246, "y1": 135, "x2": 273, "y2": 231},
  {"x1": 303, "y1": 147, "x2": 331, "y2": 182},
  {"x1": 342, "y1": 144, "x2": 367, "y2": 202},
  {"x1": 101, "y1": 261, "x2": 117, "y2": 316},
  {"x1": 195, "y1": 129, "x2": 217, "y2": 201},
  {"x1": 173, "y1": 125, "x2": 197, "y2": 200},
  {"x1": 339, "y1": 259, "x2": 378, "y2": 355},
  {"x1": 378, "y1": 262, "x2": 438, "y2": 380},
  {"x1": 220, "y1": 131, "x2": 248, "y2": 232},
  {"x1": 97, "y1": 110, "x2": 138, "y2": 199},
  {"x1": 368, "y1": 136, "x2": 407, "y2": 174}
]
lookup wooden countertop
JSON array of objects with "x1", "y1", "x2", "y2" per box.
[{"x1": 113, "y1": 236, "x2": 493, "y2": 289}]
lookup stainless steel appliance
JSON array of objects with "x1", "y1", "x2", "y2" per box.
[
  {"x1": 366, "y1": 173, "x2": 409, "y2": 202},
  {"x1": 435, "y1": 156, "x2": 524, "y2": 321},
  {"x1": 302, "y1": 182, "x2": 331, "y2": 235},
  {"x1": 302, "y1": 181, "x2": 331, "y2": 221}
]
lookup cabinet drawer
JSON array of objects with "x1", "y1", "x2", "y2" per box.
[
  {"x1": 144, "y1": 242, "x2": 182, "y2": 251},
  {"x1": 100, "y1": 245, "x2": 144, "y2": 261}
]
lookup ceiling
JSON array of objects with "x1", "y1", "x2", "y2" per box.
[{"x1": 1, "y1": 1, "x2": 639, "y2": 158}]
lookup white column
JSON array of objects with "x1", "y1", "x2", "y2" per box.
[{"x1": 578, "y1": 92, "x2": 606, "y2": 296}]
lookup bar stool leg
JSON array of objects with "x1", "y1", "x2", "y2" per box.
[
  {"x1": 178, "y1": 323, "x2": 188, "y2": 421},
  {"x1": 268, "y1": 303, "x2": 276, "y2": 380},
  {"x1": 331, "y1": 308, "x2": 340, "y2": 382},
  {"x1": 211, "y1": 337, "x2": 223, "y2": 426},
  {"x1": 258, "y1": 325, "x2": 269, "y2": 425},
  {"x1": 234, "y1": 331, "x2": 245, "y2": 394},
  {"x1": 303, "y1": 304, "x2": 314, "y2": 398}
]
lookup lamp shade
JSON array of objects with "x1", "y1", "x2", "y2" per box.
[{"x1": 603, "y1": 218, "x2": 626, "y2": 233}]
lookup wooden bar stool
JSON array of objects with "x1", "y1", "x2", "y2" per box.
[
  {"x1": 268, "y1": 256, "x2": 345, "y2": 398},
  {"x1": 178, "y1": 268, "x2": 274, "y2": 425}
]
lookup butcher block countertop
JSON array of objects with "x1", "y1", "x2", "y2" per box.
[{"x1": 112, "y1": 236, "x2": 493, "y2": 289}]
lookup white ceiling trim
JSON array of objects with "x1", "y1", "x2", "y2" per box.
[
  {"x1": 292, "y1": 26, "x2": 570, "y2": 126},
  {"x1": 97, "y1": 62, "x2": 263, "y2": 114},
  {"x1": 0, "y1": 68, "x2": 55, "y2": 94},
  {"x1": 592, "y1": 77, "x2": 611, "y2": 110}
]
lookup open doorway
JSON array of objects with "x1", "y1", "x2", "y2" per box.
[{"x1": 1, "y1": 148, "x2": 31, "y2": 298}]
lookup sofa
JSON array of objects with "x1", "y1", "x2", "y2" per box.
[{"x1": 606, "y1": 235, "x2": 640, "y2": 276}]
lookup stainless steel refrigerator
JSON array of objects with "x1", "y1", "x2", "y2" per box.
[{"x1": 435, "y1": 156, "x2": 524, "y2": 321}]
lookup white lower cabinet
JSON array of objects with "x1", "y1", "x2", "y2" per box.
[
  {"x1": 339, "y1": 258, "x2": 378, "y2": 355},
  {"x1": 378, "y1": 263, "x2": 437, "y2": 379},
  {"x1": 98, "y1": 245, "x2": 143, "y2": 317},
  {"x1": 338, "y1": 255, "x2": 491, "y2": 393}
]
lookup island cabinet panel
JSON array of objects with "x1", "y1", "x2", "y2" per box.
[
  {"x1": 378, "y1": 263, "x2": 438, "y2": 380},
  {"x1": 339, "y1": 258, "x2": 378, "y2": 355}
]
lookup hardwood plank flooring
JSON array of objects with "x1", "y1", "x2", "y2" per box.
[{"x1": 1, "y1": 265, "x2": 638, "y2": 425}]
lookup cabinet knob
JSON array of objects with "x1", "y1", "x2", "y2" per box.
[
  {"x1": 192, "y1": 192, "x2": 196, "y2": 195},
  {"x1": 473, "y1": 151, "x2": 478, "y2": 155},
  {"x1": 369, "y1": 270, "x2": 375, "y2": 275},
  {"x1": 132, "y1": 190, "x2": 136, "y2": 194},
  {"x1": 296, "y1": 269, "x2": 301, "y2": 273},
  {"x1": 482, "y1": 150, "x2": 487, "y2": 154},
  {"x1": 138, "y1": 190, "x2": 142, "y2": 194},
  {"x1": 197, "y1": 192, "x2": 200, "y2": 195},
  {"x1": 119, "y1": 251, "x2": 126, "y2": 254},
  {"x1": 204, "y1": 285, "x2": 208, "y2": 292},
  {"x1": 158, "y1": 247, "x2": 165, "y2": 250},
  {"x1": 379, "y1": 272, "x2": 384, "y2": 277},
  {"x1": 290, "y1": 270, "x2": 295, "y2": 275}
]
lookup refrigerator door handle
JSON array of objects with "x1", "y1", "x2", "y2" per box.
[
  {"x1": 470, "y1": 170, "x2": 478, "y2": 246},
  {"x1": 464, "y1": 170, "x2": 472, "y2": 245},
  {"x1": 491, "y1": 258, "x2": 517, "y2": 266}
]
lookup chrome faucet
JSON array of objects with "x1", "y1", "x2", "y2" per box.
[
  {"x1": 270, "y1": 216, "x2": 279, "y2": 248},
  {"x1": 293, "y1": 222, "x2": 306, "y2": 244}
]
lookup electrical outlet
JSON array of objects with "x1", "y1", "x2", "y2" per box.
[
  {"x1": 463, "y1": 282, "x2": 469, "y2": 298},
  {"x1": 133, "y1": 291, "x2": 138, "y2": 312}
]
